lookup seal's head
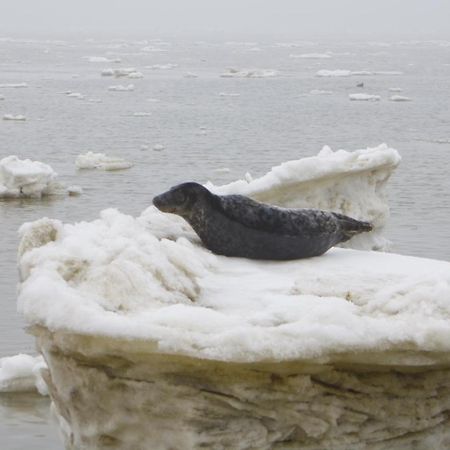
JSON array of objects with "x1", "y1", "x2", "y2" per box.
[{"x1": 153, "y1": 182, "x2": 211, "y2": 217}]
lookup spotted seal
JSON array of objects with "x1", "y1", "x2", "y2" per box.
[{"x1": 153, "y1": 182, "x2": 372, "y2": 260}]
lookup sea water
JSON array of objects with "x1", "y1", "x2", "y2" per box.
[{"x1": 0, "y1": 36, "x2": 449, "y2": 448}]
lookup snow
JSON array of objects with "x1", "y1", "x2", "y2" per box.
[
  {"x1": 390, "y1": 94, "x2": 412, "y2": 101},
  {"x1": 220, "y1": 68, "x2": 278, "y2": 78},
  {"x1": 0, "y1": 155, "x2": 59, "y2": 198},
  {"x1": 3, "y1": 114, "x2": 26, "y2": 121},
  {"x1": 0, "y1": 354, "x2": 48, "y2": 394},
  {"x1": 17, "y1": 145, "x2": 429, "y2": 365},
  {"x1": 75, "y1": 152, "x2": 133, "y2": 171},
  {"x1": 349, "y1": 93, "x2": 381, "y2": 101},
  {"x1": 108, "y1": 84, "x2": 134, "y2": 92}
]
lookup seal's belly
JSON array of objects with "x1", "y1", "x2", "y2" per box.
[{"x1": 197, "y1": 213, "x2": 340, "y2": 260}]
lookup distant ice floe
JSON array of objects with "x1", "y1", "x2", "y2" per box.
[
  {"x1": 349, "y1": 93, "x2": 381, "y2": 101},
  {"x1": 219, "y1": 92, "x2": 240, "y2": 97},
  {"x1": 132, "y1": 112, "x2": 151, "y2": 117},
  {"x1": 374, "y1": 71, "x2": 403, "y2": 75},
  {"x1": 140, "y1": 46, "x2": 168, "y2": 53},
  {"x1": 153, "y1": 144, "x2": 165, "y2": 151},
  {"x1": 3, "y1": 114, "x2": 26, "y2": 121},
  {"x1": 67, "y1": 185, "x2": 83, "y2": 196},
  {"x1": 76, "y1": 152, "x2": 133, "y2": 171},
  {"x1": 316, "y1": 70, "x2": 403, "y2": 77},
  {"x1": 390, "y1": 95, "x2": 411, "y2": 102},
  {"x1": 309, "y1": 89, "x2": 333, "y2": 95},
  {"x1": 389, "y1": 87, "x2": 403, "y2": 92},
  {"x1": 220, "y1": 68, "x2": 278, "y2": 78},
  {"x1": 0, "y1": 82, "x2": 28, "y2": 88},
  {"x1": 66, "y1": 92, "x2": 85, "y2": 99},
  {"x1": 184, "y1": 72, "x2": 198, "y2": 78},
  {"x1": 0, "y1": 354, "x2": 47, "y2": 395},
  {"x1": 0, "y1": 155, "x2": 61, "y2": 198},
  {"x1": 84, "y1": 56, "x2": 121, "y2": 63},
  {"x1": 212, "y1": 167, "x2": 231, "y2": 174},
  {"x1": 290, "y1": 53, "x2": 331, "y2": 59},
  {"x1": 146, "y1": 64, "x2": 178, "y2": 70},
  {"x1": 108, "y1": 84, "x2": 135, "y2": 92},
  {"x1": 102, "y1": 68, "x2": 142, "y2": 78},
  {"x1": 316, "y1": 69, "x2": 352, "y2": 77}
]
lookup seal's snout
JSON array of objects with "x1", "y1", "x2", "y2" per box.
[{"x1": 152, "y1": 193, "x2": 170, "y2": 212}]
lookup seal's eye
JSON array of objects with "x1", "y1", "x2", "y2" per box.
[{"x1": 172, "y1": 190, "x2": 186, "y2": 204}]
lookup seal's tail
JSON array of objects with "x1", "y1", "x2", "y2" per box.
[{"x1": 333, "y1": 212, "x2": 373, "y2": 242}]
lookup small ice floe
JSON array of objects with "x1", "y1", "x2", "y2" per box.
[
  {"x1": 101, "y1": 68, "x2": 114, "y2": 76},
  {"x1": 309, "y1": 89, "x2": 332, "y2": 95},
  {"x1": 390, "y1": 95, "x2": 411, "y2": 102},
  {"x1": 141, "y1": 46, "x2": 168, "y2": 53},
  {"x1": 184, "y1": 72, "x2": 198, "y2": 78},
  {"x1": 88, "y1": 98, "x2": 102, "y2": 103},
  {"x1": 132, "y1": 112, "x2": 151, "y2": 117},
  {"x1": 219, "y1": 92, "x2": 240, "y2": 97},
  {"x1": 76, "y1": 152, "x2": 133, "y2": 171},
  {"x1": 147, "y1": 98, "x2": 160, "y2": 103},
  {"x1": 153, "y1": 144, "x2": 165, "y2": 151},
  {"x1": 349, "y1": 93, "x2": 381, "y2": 101},
  {"x1": 66, "y1": 92, "x2": 85, "y2": 99},
  {"x1": 316, "y1": 69, "x2": 351, "y2": 77},
  {"x1": 85, "y1": 56, "x2": 121, "y2": 63},
  {"x1": 127, "y1": 71, "x2": 144, "y2": 79},
  {"x1": 103, "y1": 67, "x2": 140, "y2": 78},
  {"x1": 146, "y1": 64, "x2": 178, "y2": 70},
  {"x1": 0, "y1": 94, "x2": 4, "y2": 100},
  {"x1": 289, "y1": 53, "x2": 331, "y2": 59},
  {"x1": 0, "y1": 354, "x2": 48, "y2": 395},
  {"x1": 108, "y1": 84, "x2": 135, "y2": 92},
  {"x1": 0, "y1": 155, "x2": 59, "y2": 198},
  {"x1": 212, "y1": 167, "x2": 230, "y2": 174},
  {"x1": 351, "y1": 70, "x2": 373, "y2": 76},
  {"x1": 67, "y1": 185, "x2": 83, "y2": 196},
  {"x1": 140, "y1": 144, "x2": 149, "y2": 151},
  {"x1": 0, "y1": 82, "x2": 28, "y2": 88},
  {"x1": 374, "y1": 71, "x2": 403, "y2": 75},
  {"x1": 389, "y1": 87, "x2": 403, "y2": 92},
  {"x1": 220, "y1": 68, "x2": 278, "y2": 78},
  {"x1": 3, "y1": 114, "x2": 26, "y2": 121}
]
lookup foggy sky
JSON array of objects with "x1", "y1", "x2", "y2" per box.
[{"x1": 1, "y1": 0, "x2": 450, "y2": 38}]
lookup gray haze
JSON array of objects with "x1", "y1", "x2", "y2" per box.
[{"x1": 1, "y1": 0, "x2": 450, "y2": 38}]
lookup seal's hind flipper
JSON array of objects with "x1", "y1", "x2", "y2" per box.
[{"x1": 332, "y1": 212, "x2": 373, "y2": 241}]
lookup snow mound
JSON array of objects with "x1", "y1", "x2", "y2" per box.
[
  {"x1": 220, "y1": 68, "x2": 278, "y2": 78},
  {"x1": 390, "y1": 95, "x2": 412, "y2": 102},
  {"x1": 108, "y1": 84, "x2": 134, "y2": 92},
  {"x1": 349, "y1": 93, "x2": 381, "y2": 101},
  {"x1": 75, "y1": 152, "x2": 133, "y2": 171},
  {"x1": 0, "y1": 155, "x2": 59, "y2": 198},
  {"x1": 0, "y1": 354, "x2": 48, "y2": 395}
]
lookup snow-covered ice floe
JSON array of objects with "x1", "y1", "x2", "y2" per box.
[
  {"x1": 0, "y1": 155, "x2": 62, "y2": 198},
  {"x1": 390, "y1": 94, "x2": 412, "y2": 102},
  {"x1": 18, "y1": 145, "x2": 450, "y2": 449},
  {"x1": 84, "y1": 56, "x2": 121, "y2": 63},
  {"x1": 289, "y1": 52, "x2": 331, "y2": 59},
  {"x1": 102, "y1": 68, "x2": 142, "y2": 78},
  {"x1": 0, "y1": 354, "x2": 48, "y2": 395},
  {"x1": 220, "y1": 68, "x2": 278, "y2": 78},
  {"x1": 3, "y1": 114, "x2": 26, "y2": 121},
  {"x1": 349, "y1": 93, "x2": 381, "y2": 101},
  {"x1": 309, "y1": 89, "x2": 332, "y2": 95},
  {"x1": 75, "y1": 152, "x2": 133, "y2": 171},
  {"x1": 108, "y1": 84, "x2": 134, "y2": 92},
  {"x1": 0, "y1": 82, "x2": 28, "y2": 88},
  {"x1": 316, "y1": 69, "x2": 352, "y2": 77}
]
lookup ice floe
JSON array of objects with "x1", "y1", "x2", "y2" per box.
[
  {"x1": 290, "y1": 53, "x2": 331, "y2": 59},
  {"x1": 316, "y1": 69, "x2": 351, "y2": 77},
  {"x1": 3, "y1": 114, "x2": 27, "y2": 121},
  {"x1": 84, "y1": 56, "x2": 121, "y2": 63},
  {"x1": 220, "y1": 68, "x2": 278, "y2": 78},
  {"x1": 390, "y1": 94, "x2": 411, "y2": 101},
  {"x1": 75, "y1": 152, "x2": 133, "y2": 171},
  {"x1": 108, "y1": 84, "x2": 135, "y2": 92},
  {"x1": 349, "y1": 93, "x2": 381, "y2": 101},
  {"x1": 0, "y1": 82, "x2": 28, "y2": 88},
  {"x1": 218, "y1": 92, "x2": 240, "y2": 97},
  {"x1": 132, "y1": 112, "x2": 151, "y2": 117},
  {"x1": 309, "y1": 89, "x2": 332, "y2": 95},
  {"x1": 0, "y1": 354, "x2": 47, "y2": 395},
  {"x1": 389, "y1": 87, "x2": 403, "y2": 92},
  {"x1": 102, "y1": 67, "x2": 141, "y2": 78},
  {"x1": 146, "y1": 64, "x2": 178, "y2": 70},
  {"x1": 0, "y1": 155, "x2": 60, "y2": 198},
  {"x1": 153, "y1": 144, "x2": 165, "y2": 151},
  {"x1": 183, "y1": 72, "x2": 198, "y2": 78}
]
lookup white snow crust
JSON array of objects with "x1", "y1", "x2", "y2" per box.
[
  {"x1": 19, "y1": 145, "x2": 443, "y2": 366},
  {"x1": 0, "y1": 155, "x2": 59, "y2": 198},
  {"x1": 0, "y1": 354, "x2": 48, "y2": 394},
  {"x1": 75, "y1": 152, "x2": 133, "y2": 171}
]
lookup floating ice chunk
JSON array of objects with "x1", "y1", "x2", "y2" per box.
[
  {"x1": 316, "y1": 69, "x2": 351, "y2": 77},
  {"x1": 0, "y1": 354, "x2": 48, "y2": 394},
  {"x1": 103, "y1": 67, "x2": 140, "y2": 78},
  {"x1": 390, "y1": 95, "x2": 411, "y2": 102},
  {"x1": 66, "y1": 92, "x2": 85, "y2": 99},
  {"x1": 184, "y1": 72, "x2": 198, "y2": 78},
  {"x1": 374, "y1": 71, "x2": 403, "y2": 75},
  {"x1": 289, "y1": 53, "x2": 331, "y2": 58},
  {"x1": 351, "y1": 70, "x2": 373, "y2": 76},
  {"x1": 67, "y1": 185, "x2": 83, "y2": 196},
  {"x1": 108, "y1": 84, "x2": 135, "y2": 92},
  {"x1": 85, "y1": 56, "x2": 121, "y2": 63},
  {"x1": 101, "y1": 68, "x2": 114, "y2": 76},
  {"x1": 132, "y1": 112, "x2": 151, "y2": 117},
  {"x1": 153, "y1": 144, "x2": 165, "y2": 151},
  {"x1": 389, "y1": 87, "x2": 403, "y2": 92},
  {"x1": 75, "y1": 152, "x2": 133, "y2": 171},
  {"x1": 218, "y1": 92, "x2": 240, "y2": 97},
  {"x1": 212, "y1": 167, "x2": 230, "y2": 174},
  {"x1": 309, "y1": 89, "x2": 332, "y2": 95},
  {"x1": 147, "y1": 98, "x2": 160, "y2": 103},
  {"x1": 127, "y1": 71, "x2": 144, "y2": 79},
  {"x1": 0, "y1": 82, "x2": 28, "y2": 88},
  {"x1": 146, "y1": 64, "x2": 178, "y2": 70},
  {"x1": 140, "y1": 46, "x2": 168, "y2": 53},
  {"x1": 88, "y1": 98, "x2": 102, "y2": 103},
  {"x1": 349, "y1": 93, "x2": 381, "y2": 101},
  {"x1": 0, "y1": 155, "x2": 59, "y2": 198},
  {"x1": 220, "y1": 68, "x2": 278, "y2": 78},
  {"x1": 3, "y1": 114, "x2": 26, "y2": 121}
]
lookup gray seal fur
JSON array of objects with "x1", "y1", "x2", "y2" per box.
[{"x1": 153, "y1": 182, "x2": 372, "y2": 260}]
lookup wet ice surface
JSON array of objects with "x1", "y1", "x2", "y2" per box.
[{"x1": 0, "y1": 36, "x2": 450, "y2": 449}]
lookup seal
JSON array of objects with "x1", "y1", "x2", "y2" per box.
[{"x1": 153, "y1": 182, "x2": 372, "y2": 260}]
